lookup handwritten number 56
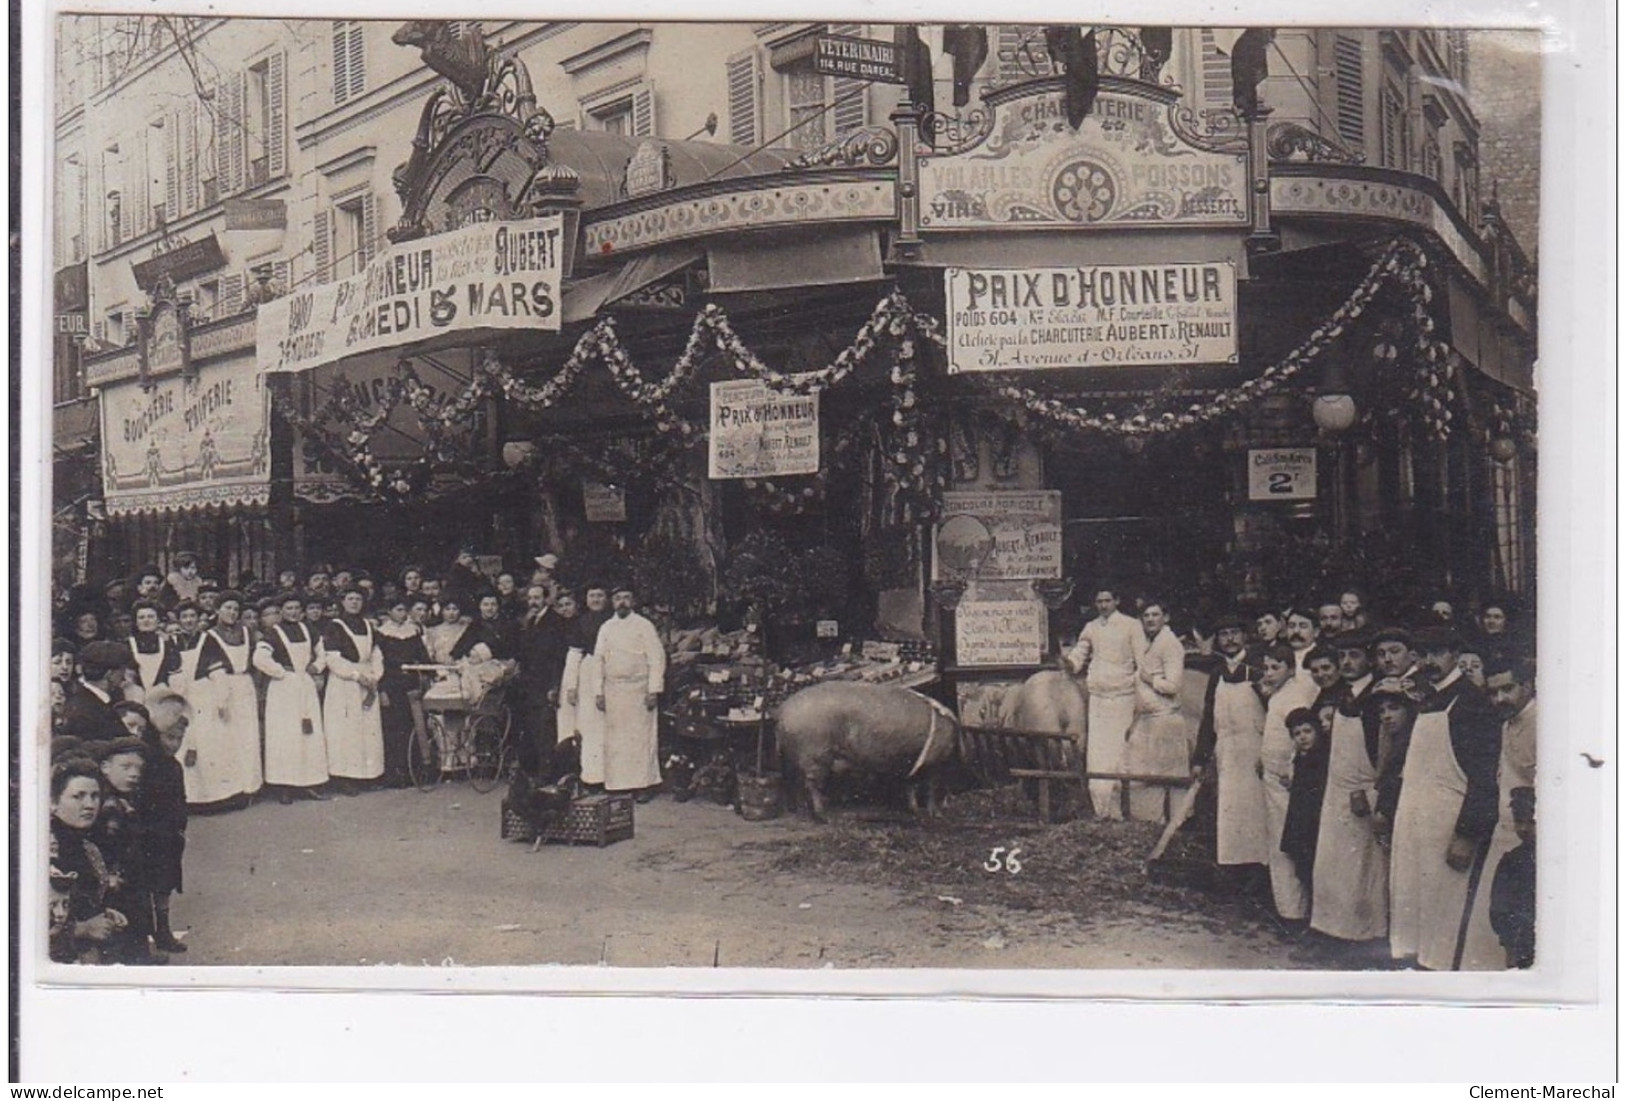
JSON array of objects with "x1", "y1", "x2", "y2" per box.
[{"x1": 984, "y1": 846, "x2": 1023, "y2": 874}]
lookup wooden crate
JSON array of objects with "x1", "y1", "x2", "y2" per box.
[{"x1": 534, "y1": 793, "x2": 635, "y2": 848}]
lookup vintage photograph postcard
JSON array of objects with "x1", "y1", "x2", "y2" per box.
[{"x1": 18, "y1": 1, "x2": 1612, "y2": 1077}]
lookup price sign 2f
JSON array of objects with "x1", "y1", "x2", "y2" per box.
[{"x1": 1247, "y1": 448, "x2": 1318, "y2": 501}]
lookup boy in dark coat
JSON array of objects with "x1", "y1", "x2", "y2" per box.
[
  {"x1": 1489, "y1": 786, "x2": 1536, "y2": 969},
  {"x1": 1280, "y1": 707, "x2": 1331, "y2": 896}
]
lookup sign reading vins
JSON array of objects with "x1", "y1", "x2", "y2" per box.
[{"x1": 945, "y1": 263, "x2": 1238, "y2": 372}]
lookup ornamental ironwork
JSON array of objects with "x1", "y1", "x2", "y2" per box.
[
  {"x1": 786, "y1": 124, "x2": 900, "y2": 170},
  {"x1": 1266, "y1": 120, "x2": 1364, "y2": 165}
]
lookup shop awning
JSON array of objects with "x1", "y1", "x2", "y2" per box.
[
  {"x1": 706, "y1": 226, "x2": 885, "y2": 295},
  {"x1": 563, "y1": 246, "x2": 705, "y2": 324}
]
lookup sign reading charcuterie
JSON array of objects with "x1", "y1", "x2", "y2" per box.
[
  {"x1": 945, "y1": 262, "x2": 1238, "y2": 372},
  {"x1": 256, "y1": 214, "x2": 564, "y2": 374},
  {"x1": 707, "y1": 378, "x2": 820, "y2": 479}
]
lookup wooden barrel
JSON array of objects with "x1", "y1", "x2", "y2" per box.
[{"x1": 736, "y1": 771, "x2": 783, "y2": 821}]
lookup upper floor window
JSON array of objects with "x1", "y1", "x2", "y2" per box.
[
  {"x1": 768, "y1": 26, "x2": 869, "y2": 153},
  {"x1": 246, "y1": 59, "x2": 271, "y2": 186},
  {"x1": 1380, "y1": 84, "x2": 1408, "y2": 170},
  {"x1": 333, "y1": 21, "x2": 366, "y2": 105},
  {"x1": 782, "y1": 56, "x2": 827, "y2": 151},
  {"x1": 581, "y1": 84, "x2": 654, "y2": 138}
]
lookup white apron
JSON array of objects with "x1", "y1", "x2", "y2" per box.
[
  {"x1": 1261, "y1": 680, "x2": 1314, "y2": 919},
  {"x1": 128, "y1": 636, "x2": 172, "y2": 694},
  {"x1": 183, "y1": 630, "x2": 264, "y2": 805},
  {"x1": 556, "y1": 646, "x2": 580, "y2": 748},
  {"x1": 1459, "y1": 700, "x2": 1537, "y2": 970},
  {"x1": 1211, "y1": 676, "x2": 1269, "y2": 866},
  {"x1": 576, "y1": 652, "x2": 607, "y2": 784},
  {"x1": 601, "y1": 648, "x2": 661, "y2": 791},
  {"x1": 1311, "y1": 696, "x2": 1389, "y2": 941},
  {"x1": 256, "y1": 625, "x2": 329, "y2": 788},
  {"x1": 323, "y1": 619, "x2": 385, "y2": 780},
  {"x1": 1085, "y1": 693, "x2": 1135, "y2": 819},
  {"x1": 1389, "y1": 697, "x2": 1474, "y2": 969}
]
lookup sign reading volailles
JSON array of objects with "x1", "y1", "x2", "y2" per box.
[{"x1": 256, "y1": 214, "x2": 564, "y2": 374}]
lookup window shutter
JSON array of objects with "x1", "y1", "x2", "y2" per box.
[
  {"x1": 359, "y1": 193, "x2": 378, "y2": 267},
  {"x1": 267, "y1": 50, "x2": 287, "y2": 178},
  {"x1": 997, "y1": 24, "x2": 1053, "y2": 84},
  {"x1": 94, "y1": 319, "x2": 107, "y2": 345},
  {"x1": 220, "y1": 272, "x2": 245, "y2": 316},
  {"x1": 333, "y1": 22, "x2": 349, "y2": 103},
  {"x1": 227, "y1": 72, "x2": 247, "y2": 195},
  {"x1": 183, "y1": 101, "x2": 199, "y2": 212},
  {"x1": 1200, "y1": 29, "x2": 1232, "y2": 115},
  {"x1": 131, "y1": 141, "x2": 148, "y2": 237},
  {"x1": 348, "y1": 24, "x2": 365, "y2": 102},
  {"x1": 1333, "y1": 33, "x2": 1365, "y2": 148},
  {"x1": 214, "y1": 77, "x2": 239, "y2": 196},
  {"x1": 632, "y1": 87, "x2": 655, "y2": 138},
  {"x1": 273, "y1": 259, "x2": 291, "y2": 298},
  {"x1": 165, "y1": 113, "x2": 180, "y2": 221},
  {"x1": 313, "y1": 208, "x2": 332, "y2": 284},
  {"x1": 726, "y1": 50, "x2": 761, "y2": 146},
  {"x1": 829, "y1": 27, "x2": 867, "y2": 138}
]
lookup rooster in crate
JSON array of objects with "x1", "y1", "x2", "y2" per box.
[{"x1": 506, "y1": 767, "x2": 581, "y2": 853}]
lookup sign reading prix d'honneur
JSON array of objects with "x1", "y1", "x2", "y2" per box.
[
  {"x1": 708, "y1": 379, "x2": 819, "y2": 479},
  {"x1": 256, "y1": 214, "x2": 564, "y2": 374},
  {"x1": 945, "y1": 262, "x2": 1237, "y2": 372}
]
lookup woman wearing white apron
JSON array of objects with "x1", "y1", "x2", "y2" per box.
[
  {"x1": 1389, "y1": 630, "x2": 1503, "y2": 970},
  {"x1": 321, "y1": 588, "x2": 386, "y2": 790},
  {"x1": 565, "y1": 586, "x2": 612, "y2": 787},
  {"x1": 1310, "y1": 655, "x2": 1390, "y2": 944},
  {"x1": 170, "y1": 601, "x2": 207, "y2": 699},
  {"x1": 254, "y1": 593, "x2": 330, "y2": 801},
  {"x1": 185, "y1": 593, "x2": 264, "y2": 806},
  {"x1": 1258, "y1": 643, "x2": 1314, "y2": 921},
  {"x1": 126, "y1": 601, "x2": 180, "y2": 702}
]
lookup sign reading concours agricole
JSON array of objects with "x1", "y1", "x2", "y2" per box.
[
  {"x1": 256, "y1": 214, "x2": 564, "y2": 374},
  {"x1": 945, "y1": 262, "x2": 1238, "y2": 372},
  {"x1": 708, "y1": 379, "x2": 820, "y2": 479}
]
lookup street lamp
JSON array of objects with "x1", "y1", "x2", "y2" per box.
[{"x1": 1312, "y1": 360, "x2": 1358, "y2": 434}]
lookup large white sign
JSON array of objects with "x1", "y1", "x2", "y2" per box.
[
  {"x1": 101, "y1": 355, "x2": 270, "y2": 515},
  {"x1": 934, "y1": 490, "x2": 1063, "y2": 581},
  {"x1": 954, "y1": 599, "x2": 1047, "y2": 667},
  {"x1": 1247, "y1": 448, "x2": 1318, "y2": 501},
  {"x1": 707, "y1": 379, "x2": 819, "y2": 479},
  {"x1": 945, "y1": 262, "x2": 1238, "y2": 372},
  {"x1": 257, "y1": 215, "x2": 564, "y2": 374}
]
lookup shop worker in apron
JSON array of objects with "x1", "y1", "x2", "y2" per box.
[
  {"x1": 1063, "y1": 586, "x2": 1141, "y2": 819},
  {"x1": 1192, "y1": 610, "x2": 1268, "y2": 884},
  {"x1": 322, "y1": 586, "x2": 386, "y2": 793},
  {"x1": 594, "y1": 582, "x2": 667, "y2": 803},
  {"x1": 1310, "y1": 630, "x2": 1391, "y2": 948},
  {"x1": 1388, "y1": 626, "x2": 1503, "y2": 970},
  {"x1": 126, "y1": 600, "x2": 181, "y2": 701},
  {"x1": 254, "y1": 593, "x2": 330, "y2": 804}
]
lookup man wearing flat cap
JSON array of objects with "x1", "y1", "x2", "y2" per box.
[
  {"x1": 1388, "y1": 625, "x2": 1503, "y2": 970},
  {"x1": 593, "y1": 582, "x2": 666, "y2": 802},
  {"x1": 62, "y1": 641, "x2": 139, "y2": 748}
]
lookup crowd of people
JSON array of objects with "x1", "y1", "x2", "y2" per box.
[
  {"x1": 1063, "y1": 585, "x2": 1536, "y2": 971},
  {"x1": 47, "y1": 547, "x2": 668, "y2": 965}
]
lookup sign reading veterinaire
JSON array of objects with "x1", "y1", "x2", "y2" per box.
[
  {"x1": 1247, "y1": 448, "x2": 1318, "y2": 501},
  {"x1": 945, "y1": 263, "x2": 1237, "y2": 372},
  {"x1": 257, "y1": 214, "x2": 563, "y2": 374},
  {"x1": 708, "y1": 379, "x2": 819, "y2": 479}
]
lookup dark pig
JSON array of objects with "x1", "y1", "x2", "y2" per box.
[{"x1": 776, "y1": 682, "x2": 959, "y2": 822}]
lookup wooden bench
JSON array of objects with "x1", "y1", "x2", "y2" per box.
[{"x1": 959, "y1": 725, "x2": 1194, "y2": 823}]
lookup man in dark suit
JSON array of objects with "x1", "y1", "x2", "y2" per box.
[
  {"x1": 516, "y1": 585, "x2": 576, "y2": 775},
  {"x1": 61, "y1": 640, "x2": 138, "y2": 748}
]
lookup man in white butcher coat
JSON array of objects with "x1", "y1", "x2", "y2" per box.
[
  {"x1": 1192, "y1": 610, "x2": 1268, "y2": 881},
  {"x1": 594, "y1": 583, "x2": 666, "y2": 802},
  {"x1": 1064, "y1": 587, "x2": 1141, "y2": 819}
]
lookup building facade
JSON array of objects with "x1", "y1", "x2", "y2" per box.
[{"x1": 52, "y1": 19, "x2": 1538, "y2": 658}]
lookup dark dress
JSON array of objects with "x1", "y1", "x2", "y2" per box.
[
  {"x1": 135, "y1": 748, "x2": 188, "y2": 895},
  {"x1": 451, "y1": 615, "x2": 518, "y2": 662},
  {"x1": 1281, "y1": 737, "x2": 1332, "y2": 892},
  {"x1": 516, "y1": 610, "x2": 573, "y2": 770},
  {"x1": 92, "y1": 791, "x2": 153, "y2": 956},
  {"x1": 376, "y1": 624, "x2": 431, "y2": 783},
  {"x1": 49, "y1": 816, "x2": 112, "y2": 965}
]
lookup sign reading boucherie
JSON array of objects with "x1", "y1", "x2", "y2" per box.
[
  {"x1": 708, "y1": 379, "x2": 819, "y2": 479},
  {"x1": 257, "y1": 214, "x2": 563, "y2": 374},
  {"x1": 945, "y1": 262, "x2": 1238, "y2": 372}
]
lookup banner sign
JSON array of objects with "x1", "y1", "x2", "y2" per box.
[
  {"x1": 224, "y1": 198, "x2": 288, "y2": 231},
  {"x1": 257, "y1": 214, "x2": 565, "y2": 375},
  {"x1": 131, "y1": 233, "x2": 227, "y2": 292},
  {"x1": 945, "y1": 262, "x2": 1238, "y2": 372},
  {"x1": 955, "y1": 599, "x2": 1047, "y2": 667},
  {"x1": 707, "y1": 379, "x2": 820, "y2": 479},
  {"x1": 918, "y1": 88, "x2": 1249, "y2": 231},
  {"x1": 1247, "y1": 448, "x2": 1318, "y2": 501},
  {"x1": 812, "y1": 33, "x2": 906, "y2": 84},
  {"x1": 100, "y1": 354, "x2": 270, "y2": 515},
  {"x1": 934, "y1": 490, "x2": 1062, "y2": 580},
  {"x1": 583, "y1": 481, "x2": 628, "y2": 522}
]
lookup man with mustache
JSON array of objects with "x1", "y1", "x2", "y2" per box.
[{"x1": 593, "y1": 583, "x2": 666, "y2": 804}]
